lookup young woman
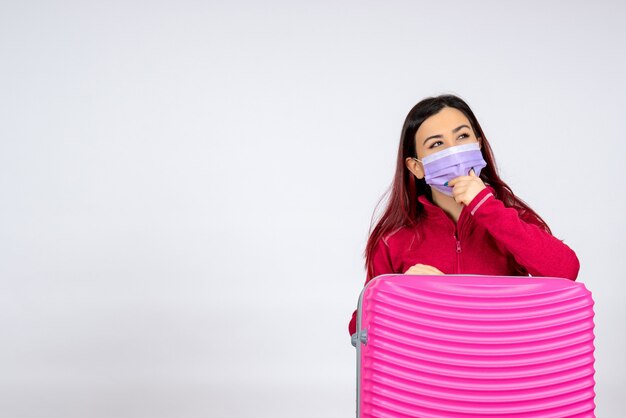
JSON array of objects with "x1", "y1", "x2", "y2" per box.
[{"x1": 348, "y1": 94, "x2": 580, "y2": 336}]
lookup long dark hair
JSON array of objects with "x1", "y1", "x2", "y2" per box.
[{"x1": 364, "y1": 94, "x2": 551, "y2": 277}]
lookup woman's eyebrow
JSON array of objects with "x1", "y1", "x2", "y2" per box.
[
  {"x1": 423, "y1": 124, "x2": 471, "y2": 145},
  {"x1": 452, "y1": 124, "x2": 471, "y2": 133}
]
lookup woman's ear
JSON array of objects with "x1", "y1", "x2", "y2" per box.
[
  {"x1": 405, "y1": 157, "x2": 425, "y2": 180},
  {"x1": 477, "y1": 137, "x2": 483, "y2": 149}
]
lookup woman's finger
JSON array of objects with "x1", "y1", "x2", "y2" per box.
[
  {"x1": 405, "y1": 263, "x2": 444, "y2": 275},
  {"x1": 446, "y1": 175, "x2": 470, "y2": 187},
  {"x1": 424, "y1": 265, "x2": 444, "y2": 274}
]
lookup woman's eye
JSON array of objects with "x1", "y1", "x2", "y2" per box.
[
  {"x1": 458, "y1": 133, "x2": 470, "y2": 140},
  {"x1": 429, "y1": 141, "x2": 443, "y2": 149}
]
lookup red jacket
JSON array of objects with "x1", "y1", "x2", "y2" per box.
[{"x1": 348, "y1": 185, "x2": 580, "y2": 336}]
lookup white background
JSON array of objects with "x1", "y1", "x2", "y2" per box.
[{"x1": 1, "y1": 1, "x2": 624, "y2": 417}]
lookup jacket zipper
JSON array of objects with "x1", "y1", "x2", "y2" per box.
[
  {"x1": 454, "y1": 232, "x2": 462, "y2": 273},
  {"x1": 454, "y1": 209, "x2": 467, "y2": 274}
]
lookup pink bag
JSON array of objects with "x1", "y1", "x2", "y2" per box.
[{"x1": 353, "y1": 274, "x2": 596, "y2": 417}]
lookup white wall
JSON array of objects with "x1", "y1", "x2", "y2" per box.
[{"x1": 1, "y1": 1, "x2": 624, "y2": 416}]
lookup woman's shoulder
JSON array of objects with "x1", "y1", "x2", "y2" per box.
[
  {"x1": 379, "y1": 224, "x2": 420, "y2": 249},
  {"x1": 489, "y1": 185, "x2": 552, "y2": 232}
]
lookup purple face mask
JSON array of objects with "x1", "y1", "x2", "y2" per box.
[{"x1": 414, "y1": 142, "x2": 487, "y2": 196}]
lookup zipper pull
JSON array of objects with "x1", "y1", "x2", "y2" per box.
[{"x1": 456, "y1": 240, "x2": 461, "y2": 253}]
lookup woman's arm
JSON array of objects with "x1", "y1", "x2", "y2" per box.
[{"x1": 465, "y1": 187, "x2": 580, "y2": 280}]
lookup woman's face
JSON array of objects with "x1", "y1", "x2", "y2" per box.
[
  {"x1": 406, "y1": 106, "x2": 481, "y2": 179},
  {"x1": 415, "y1": 106, "x2": 480, "y2": 159}
]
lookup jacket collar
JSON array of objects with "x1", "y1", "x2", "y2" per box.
[{"x1": 417, "y1": 185, "x2": 496, "y2": 218}]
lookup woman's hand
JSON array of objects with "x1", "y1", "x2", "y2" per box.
[
  {"x1": 404, "y1": 263, "x2": 444, "y2": 275},
  {"x1": 447, "y1": 168, "x2": 486, "y2": 206}
]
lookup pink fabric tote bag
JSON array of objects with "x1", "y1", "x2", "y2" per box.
[{"x1": 352, "y1": 274, "x2": 596, "y2": 417}]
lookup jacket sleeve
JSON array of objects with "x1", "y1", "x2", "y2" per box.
[
  {"x1": 348, "y1": 237, "x2": 395, "y2": 336},
  {"x1": 465, "y1": 187, "x2": 580, "y2": 281}
]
